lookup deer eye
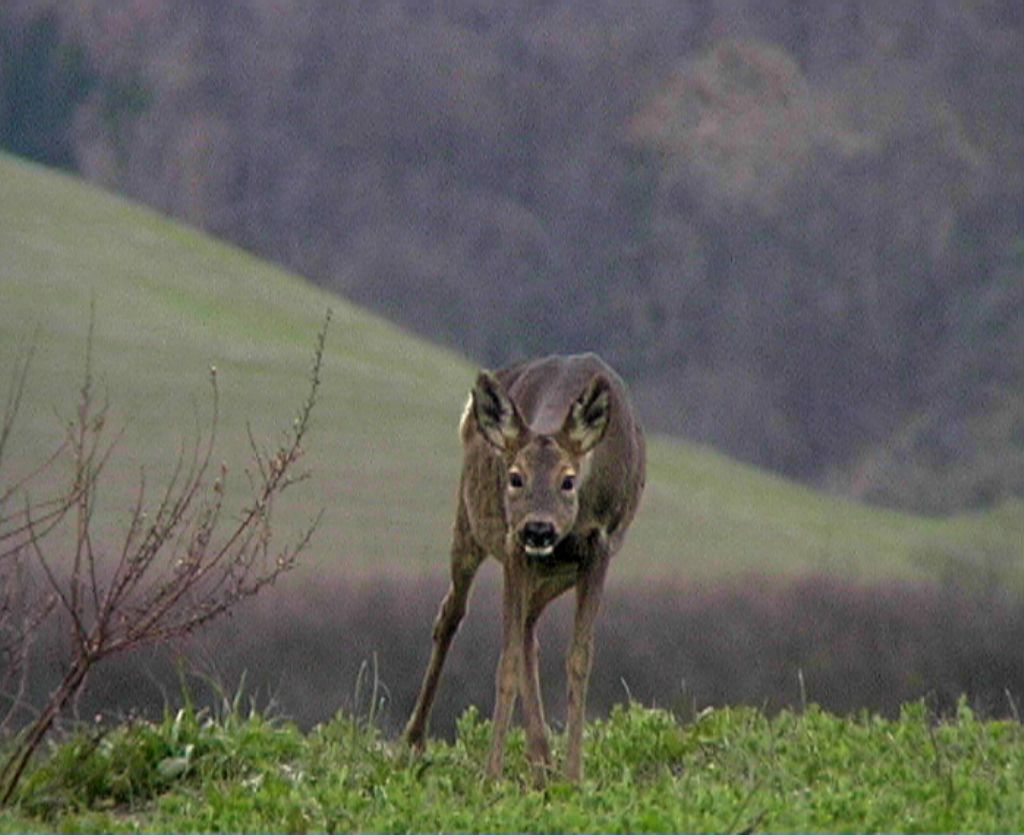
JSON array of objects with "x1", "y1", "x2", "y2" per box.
[
  {"x1": 560, "y1": 473, "x2": 576, "y2": 492},
  {"x1": 508, "y1": 470, "x2": 524, "y2": 490}
]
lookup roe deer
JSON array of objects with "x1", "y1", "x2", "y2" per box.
[{"x1": 403, "y1": 353, "x2": 645, "y2": 781}]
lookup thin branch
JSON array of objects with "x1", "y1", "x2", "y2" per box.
[
  {"x1": 0, "y1": 334, "x2": 39, "y2": 474},
  {"x1": 22, "y1": 499, "x2": 87, "y2": 650},
  {"x1": 0, "y1": 438, "x2": 72, "y2": 514},
  {"x1": 0, "y1": 490, "x2": 78, "y2": 562}
]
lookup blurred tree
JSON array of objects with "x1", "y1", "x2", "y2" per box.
[
  {"x1": 0, "y1": 8, "x2": 95, "y2": 169},
  {"x1": 1, "y1": 0, "x2": 1021, "y2": 511}
]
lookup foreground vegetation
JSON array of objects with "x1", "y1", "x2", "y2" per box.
[{"x1": 0, "y1": 699, "x2": 1021, "y2": 831}]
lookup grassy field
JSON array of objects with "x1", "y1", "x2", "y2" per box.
[
  {"x1": 3, "y1": 151, "x2": 1024, "y2": 833},
  {"x1": 1, "y1": 698, "x2": 1022, "y2": 831},
  {"x1": 2, "y1": 151, "x2": 1020, "y2": 587}
]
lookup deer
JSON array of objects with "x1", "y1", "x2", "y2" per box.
[{"x1": 403, "y1": 353, "x2": 645, "y2": 782}]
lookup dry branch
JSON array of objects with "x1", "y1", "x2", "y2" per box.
[{"x1": 0, "y1": 309, "x2": 331, "y2": 804}]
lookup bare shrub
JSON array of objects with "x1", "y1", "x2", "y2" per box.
[{"x1": 0, "y1": 310, "x2": 329, "y2": 804}]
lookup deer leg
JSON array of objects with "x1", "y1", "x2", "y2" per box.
[
  {"x1": 487, "y1": 555, "x2": 527, "y2": 778},
  {"x1": 519, "y1": 607, "x2": 550, "y2": 770},
  {"x1": 520, "y1": 574, "x2": 576, "y2": 772},
  {"x1": 564, "y1": 539, "x2": 611, "y2": 782},
  {"x1": 404, "y1": 521, "x2": 483, "y2": 750}
]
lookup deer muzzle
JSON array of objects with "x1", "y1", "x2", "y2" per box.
[{"x1": 520, "y1": 519, "x2": 557, "y2": 557}]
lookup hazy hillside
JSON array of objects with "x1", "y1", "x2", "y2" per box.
[
  {"x1": 2, "y1": 0, "x2": 1022, "y2": 513},
  {"x1": 1, "y1": 152, "x2": 1020, "y2": 588},
  {"x1": 3, "y1": 151, "x2": 1024, "y2": 736}
]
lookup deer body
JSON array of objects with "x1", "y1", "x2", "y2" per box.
[{"x1": 404, "y1": 353, "x2": 645, "y2": 781}]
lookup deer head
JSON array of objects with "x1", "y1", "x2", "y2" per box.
[{"x1": 471, "y1": 370, "x2": 611, "y2": 557}]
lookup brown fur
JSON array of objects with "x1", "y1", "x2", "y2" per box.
[{"x1": 403, "y1": 353, "x2": 645, "y2": 781}]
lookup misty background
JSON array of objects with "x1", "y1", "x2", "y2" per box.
[{"x1": 3, "y1": 0, "x2": 1022, "y2": 517}]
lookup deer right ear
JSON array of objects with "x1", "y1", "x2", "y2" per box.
[{"x1": 472, "y1": 371, "x2": 523, "y2": 451}]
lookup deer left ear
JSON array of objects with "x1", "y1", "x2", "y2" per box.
[{"x1": 562, "y1": 374, "x2": 611, "y2": 455}]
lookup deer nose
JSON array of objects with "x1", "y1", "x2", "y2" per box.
[{"x1": 521, "y1": 520, "x2": 557, "y2": 553}]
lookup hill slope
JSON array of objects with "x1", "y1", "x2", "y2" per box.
[{"x1": 1, "y1": 152, "x2": 1020, "y2": 585}]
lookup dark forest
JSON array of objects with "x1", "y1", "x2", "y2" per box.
[{"x1": 2, "y1": 0, "x2": 1022, "y2": 513}]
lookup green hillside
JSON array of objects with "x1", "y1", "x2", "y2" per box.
[{"x1": 1, "y1": 152, "x2": 1020, "y2": 585}]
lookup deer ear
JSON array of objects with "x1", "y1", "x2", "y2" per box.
[
  {"x1": 472, "y1": 371, "x2": 524, "y2": 451},
  {"x1": 562, "y1": 374, "x2": 611, "y2": 455}
]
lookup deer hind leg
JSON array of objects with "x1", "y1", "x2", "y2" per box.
[
  {"x1": 403, "y1": 519, "x2": 483, "y2": 750},
  {"x1": 564, "y1": 537, "x2": 611, "y2": 782}
]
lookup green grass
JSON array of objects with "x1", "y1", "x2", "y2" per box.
[
  {"x1": 2, "y1": 699, "x2": 1022, "y2": 831},
  {"x1": 1, "y1": 151, "x2": 1021, "y2": 584}
]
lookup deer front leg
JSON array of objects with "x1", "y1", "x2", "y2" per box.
[
  {"x1": 519, "y1": 609, "x2": 550, "y2": 771},
  {"x1": 520, "y1": 573, "x2": 577, "y2": 773},
  {"x1": 487, "y1": 556, "x2": 528, "y2": 778},
  {"x1": 564, "y1": 541, "x2": 611, "y2": 782},
  {"x1": 404, "y1": 513, "x2": 483, "y2": 750}
]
